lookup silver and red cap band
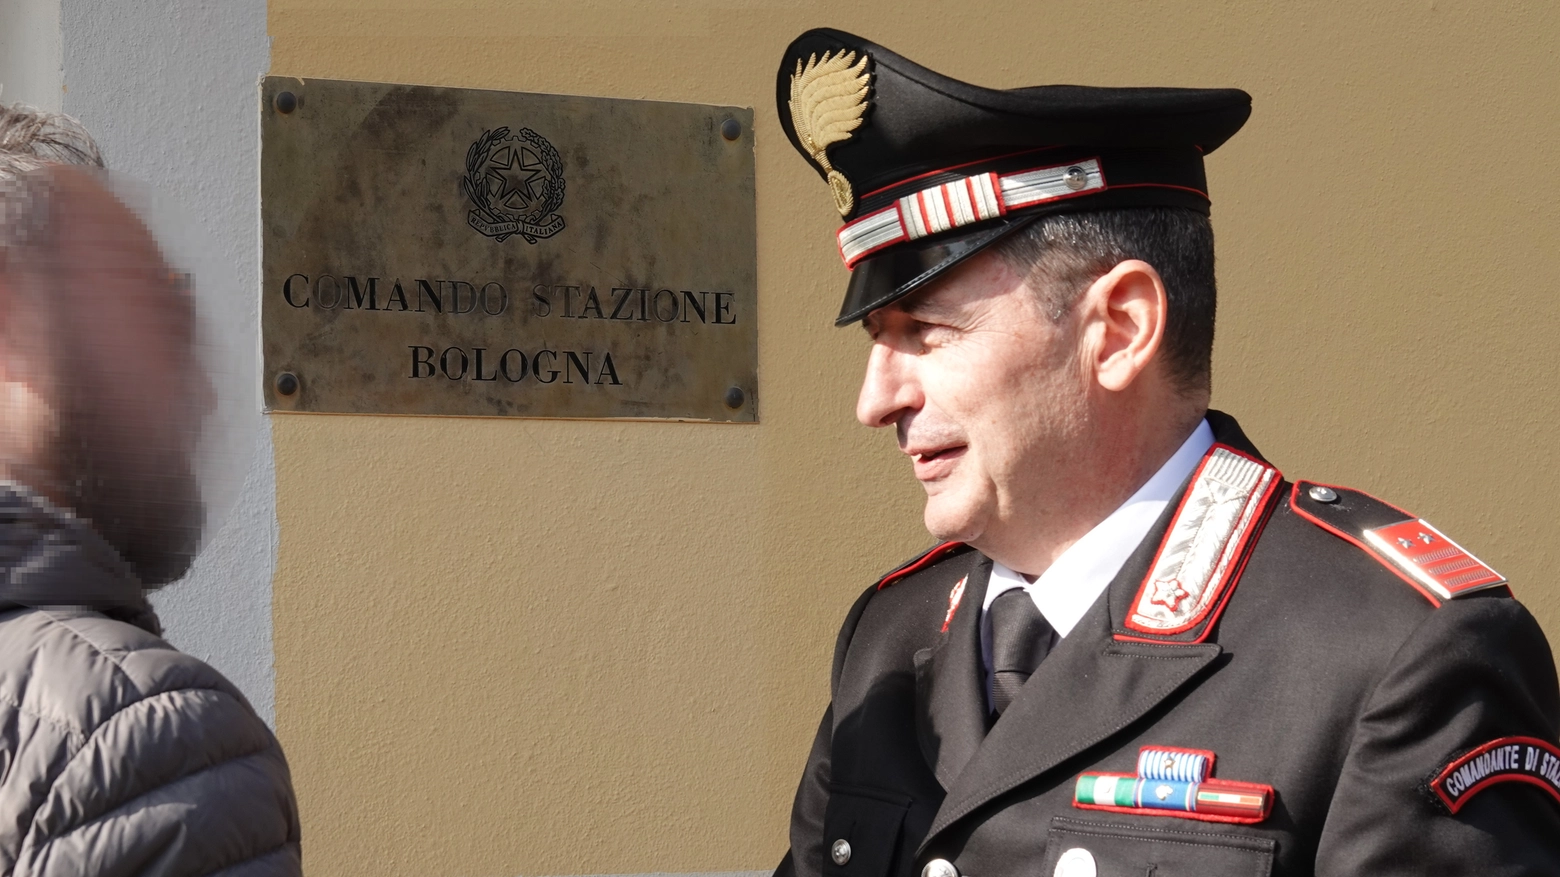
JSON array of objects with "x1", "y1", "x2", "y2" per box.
[{"x1": 775, "y1": 28, "x2": 1251, "y2": 325}]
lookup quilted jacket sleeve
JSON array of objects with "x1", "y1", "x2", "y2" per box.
[{"x1": 4, "y1": 612, "x2": 301, "y2": 877}]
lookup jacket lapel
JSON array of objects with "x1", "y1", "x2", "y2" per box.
[
  {"x1": 914, "y1": 555, "x2": 993, "y2": 790},
  {"x1": 919, "y1": 593, "x2": 1220, "y2": 850}
]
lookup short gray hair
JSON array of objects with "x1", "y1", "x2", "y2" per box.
[
  {"x1": 995, "y1": 207, "x2": 1217, "y2": 394},
  {"x1": 0, "y1": 103, "x2": 103, "y2": 173},
  {"x1": 0, "y1": 103, "x2": 104, "y2": 274}
]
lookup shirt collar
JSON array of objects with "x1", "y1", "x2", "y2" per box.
[{"x1": 984, "y1": 418, "x2": 1215, "y2": 637}]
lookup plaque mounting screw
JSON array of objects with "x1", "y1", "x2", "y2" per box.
[
  {"x1": 720, "y1": 118, "x2": 742, "y2": 141},
  {"x1": 275, "y1": 372, "x2": 300, "y2": 397},
  {"x1": 724, "y1": 386, "x2": 745, "y2": 409},
  {"x1": 275, "y1": 91, "x2": 298, "y2": 114}
]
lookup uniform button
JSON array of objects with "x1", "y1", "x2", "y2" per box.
[
  {"x1": 1054, "y1": 847, "x2": 1097, "y2": 877},
  {"x1": 922, "y1": 858, "x2": 958, "y2": 877},
  {"x1": 1063, "y1": 166, "x2": 1089, "y2": 190},
  {"x1": 831, "y1": 839, "x2": 852, "y2": 866},
  {"x1": 1308, "y1": 485, "x2": 1339, "y2": 503}
]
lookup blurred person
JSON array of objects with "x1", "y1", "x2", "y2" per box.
[{"x1": 0, "y1": 103, "x2": 300, "y2": 875}]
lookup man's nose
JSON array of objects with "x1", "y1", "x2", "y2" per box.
[{"x1": 856, "y1": 343, "x2": 920, "y2": 428}]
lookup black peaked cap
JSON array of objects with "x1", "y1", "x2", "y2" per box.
[{"x1": 775, "y1": 28, "x2": 1252, "y2": 325}]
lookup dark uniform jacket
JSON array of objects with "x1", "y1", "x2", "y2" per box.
[{"x1": 775, "y1": 412, "x2": 1560, "y2": 877}]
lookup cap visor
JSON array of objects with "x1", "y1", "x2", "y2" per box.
[{"x1": 836, "y1": 216, "x2": 1040, "y2": 326}]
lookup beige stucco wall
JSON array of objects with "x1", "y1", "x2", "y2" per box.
[{"x1": 267, "y1": 2, "x2": 1560, "y2": 874}]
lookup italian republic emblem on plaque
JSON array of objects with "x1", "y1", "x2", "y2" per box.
[{"x1": 462, "y1": 126, "x2": 566, "y2": 243}]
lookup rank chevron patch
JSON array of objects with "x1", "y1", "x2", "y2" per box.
[
  {"x1": 1123, "y1": 445, "x2": 1280, "y2": 639},
  {"x1": 1288, "y1": 481, "x2": 1508, "y2": 606},
  {"x1": 1362, "y1": 518, "x2": 1505, "y2": 600}
]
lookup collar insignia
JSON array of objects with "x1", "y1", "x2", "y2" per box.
[
  {"x1": 1075, "y1": 745, "x2": 1274, "y2": 824},
  {"x1": 941, "y1": 575, "x2": 968, "y2": 633},
  {"x1": 788, "y1": 49, "x2": 871, "y2": 216},
  {"x1": 1122, "y1": 445, "x2": 1280, "y2": 639}
]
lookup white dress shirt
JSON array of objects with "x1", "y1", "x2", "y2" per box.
[{"x1": 980, "y1": 420, "x2": 1214, "y2": 702}]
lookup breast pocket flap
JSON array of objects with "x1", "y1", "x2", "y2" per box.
[{"x1": 1042, "y1": 816, "x2": 1274, "y2": 877}]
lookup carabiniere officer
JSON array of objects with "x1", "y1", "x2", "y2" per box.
[{"x1": 772, "y1": 28, "x2": 1560, "y2": 877}]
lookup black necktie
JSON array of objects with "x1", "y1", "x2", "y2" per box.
[{"x1": 989, "y1": 588, "x2": 1057, "y2": 716}]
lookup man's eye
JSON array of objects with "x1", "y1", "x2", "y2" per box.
[{"x1": 915, "y1": 321, "x2": 951, "y2": 344}]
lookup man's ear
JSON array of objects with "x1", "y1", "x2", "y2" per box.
[{"x1": 1079, "y1": 259, "x2": 1168, "y2": 393}]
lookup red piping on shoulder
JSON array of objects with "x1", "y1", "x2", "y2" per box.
[
  {"x1": 1286, "y1": 481, "x2": 1443, "y2": 607},
  {"x1": 878, "y1": 541, "x2": 966, "y2": 590}
]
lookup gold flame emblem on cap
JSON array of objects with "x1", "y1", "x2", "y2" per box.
[{"x1": 789, "y1": 50, "x2": 871, "y2": 216}]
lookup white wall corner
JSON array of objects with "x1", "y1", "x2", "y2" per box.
[
  {"x1": 0, "y1": 0, "x2": 64, "y2": 111},
  {"x1": 57, "y1": 0, "x2": 279, "y2": 724}
]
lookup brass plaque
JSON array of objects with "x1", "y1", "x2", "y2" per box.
[{"x1": 261, "y1": 76, "x2": 757, "y2": 421}]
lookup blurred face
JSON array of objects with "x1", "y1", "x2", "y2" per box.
[
  {"x1": 34, "y1": 168, "x2": 208, "y2": 584},
  {"x1": 857, "y1": 251, "x2": 1092, "y2": 548}
]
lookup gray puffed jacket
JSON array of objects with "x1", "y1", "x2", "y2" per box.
[{"x1": 0, "y1": 485, "x2": 301, "y2": 876}]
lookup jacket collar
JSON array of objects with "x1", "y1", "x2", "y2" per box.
[
  {"x1": 915, "y1": 410, "x2": 1269, "y2": 852},
  {"x1": 982, "y1": 418, "x2": 1214, "y2": 638},
  {"x1": 0, "y1": 481, "x2": 158, "y2": 634},
  {"x1": 914, "y1": 554, "x2": 993, "y2": 789}
]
